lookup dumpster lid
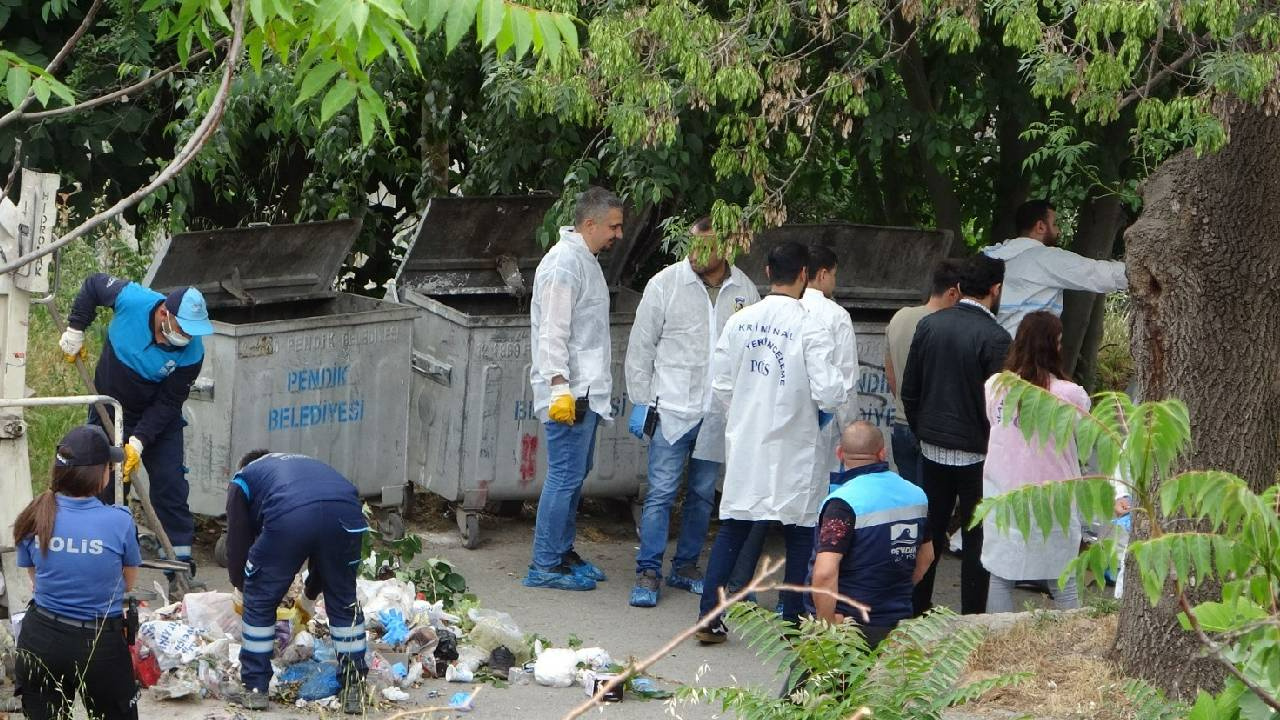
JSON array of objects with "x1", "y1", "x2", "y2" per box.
[
  {"x1": 144, "y1": 219, "x2": 362, "y2": 308},
  {"x1": 735, "y1": 223, "x2": 954, "y2": 311},
  {"x1": 396, "y1": 196, "x2": 560, "y2": 297}
]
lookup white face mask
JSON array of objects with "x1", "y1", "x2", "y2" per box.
[{"x1": 162, "y1": 315, "x2": 191, "y2": 347}]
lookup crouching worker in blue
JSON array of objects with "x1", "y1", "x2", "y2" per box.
[
  {"x1": 808, "y1": 421, "x2": 934, "y2": 649},
  {"x1": 14, "y1": 425, "x2": 141, "y2": 720},
  {"x1": 224, "y1": 451, "x2": 370, "y2": 713},
  {"x1": 61, "y1": 273, "x2": 214, "y2": 592}
]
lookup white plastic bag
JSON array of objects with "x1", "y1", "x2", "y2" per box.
[
  {"x1": 182, "y1": 592, "x2": 240, "y2": 639},
  {"x1": 356, "y1": 578, "x2": 417, "y2": 618},
  {"x1": 575, "y1": 647, "x2": 612, "y2": 671},
  {"x1": 533, "y1": 648, "x2": 578, "y2": 688},
  {"x1": 139, "y1": 621, "x2": 202, "y2": 670}
]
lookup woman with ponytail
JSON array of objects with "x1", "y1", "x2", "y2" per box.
[{"x1": 14, "y1": 424, "x2": 142, "y2": 720}]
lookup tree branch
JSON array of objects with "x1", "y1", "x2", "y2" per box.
[
  {"x1": 0, "y1": 0, "x2": 104, "y2": 130},
  {"x1": 18, "y1": 43, "x2": 224, "y2": 123},
  {"x1": 1176, "y1": 591, "x2": 1280, "y2": 713},
  {"x1": 1117, "y1": 39, "x2": 1203, "y2": 113},
  {"x1": 0, "y1": 3, "x2": 247, "y2": 276}
]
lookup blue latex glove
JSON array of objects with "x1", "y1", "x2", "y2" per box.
[
  {"x1": 818, "y1": 410, "x2": 834, "y2": 429},
  {"x1": 628, "y1": 404, "x2": 649, "y2": 439}
]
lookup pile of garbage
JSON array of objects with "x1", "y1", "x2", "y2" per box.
[{"x1": 119, "y1": 576, "x2": 663, "y2": 710}]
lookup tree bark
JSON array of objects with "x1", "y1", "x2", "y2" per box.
[{"x1": 1116, "y1": 104, "x2": 1280, "y2": 697}]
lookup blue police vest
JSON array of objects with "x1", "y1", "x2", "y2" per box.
[
  {"x1": 819, "y1": 470, "x2": 928, "y2": 627},
  {"x1": 106, "y1": 283, "x2": 204, "y2": 382},
  {"x1": 233, "y1": 453, "x2": 359, "y2": 526}
]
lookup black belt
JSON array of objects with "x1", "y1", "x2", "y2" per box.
[{"x1": 32, "y1": 605, "x2": 124, "y2": 632}]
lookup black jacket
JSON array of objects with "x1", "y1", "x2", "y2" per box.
[{"x1": 900, "y1": 301, "x2": 1011, "y2": 454}]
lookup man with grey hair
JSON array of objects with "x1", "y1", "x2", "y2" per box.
[{"x1": 524, "y1": 186, "x2": 625, "y2": 591}]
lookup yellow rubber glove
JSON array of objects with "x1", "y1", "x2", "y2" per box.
[
  {"x1": 548, "y1": 386, "x2": 576, "y2": 425},
  {"x1": 295, "y1": 593, "x2": 315, "y2": 625},
  {"x1": 122, "y1": 437, "x2": 143, "y2": 480},
  {"x1": 232, "y1": 588, "x2": 244, "y2": 615}
]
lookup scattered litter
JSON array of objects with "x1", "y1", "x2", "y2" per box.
[
  {"x1": 182, "y1": 592, "x2": 240, "y2": 639},
  {"x1": 629, "y1": 676, "x2": 672, "y2": 699},
  {"x1": 575, "y1": 647, "x2": 612, "y2": 671},
  {"x1": 488, "y1": 645, "x2": 516, "y2": 676},
  {"x1": 139, "y1": 621, "x2": 202, "y2": 670},
  {"x1": 534, "y1": 647, "x2": 578, "y2": 688},
  {"x1": 382, "y1": 686, "x2": 410, "y2": 702},
  {"x1": 379, "y1": 608, "x2": 410, "y2": 646},
  {"x1": 582, "y1": 671, "x2": 623, "y2": 702},
  {"x1": 508, "y1": 667, "x2": 530, "y2": 685},
  {"x1": 151, "y1": 672, "x2": 202, "y2": 701},
  {"x1": 445, "y1": 664, "x2": 474, "y2": 683},
  {"x1": 450, "y1": 689, "x2": 479, "y2": 711},
  {"x1": 468, "y1": 609, "x2": 524, "y2": 658}
]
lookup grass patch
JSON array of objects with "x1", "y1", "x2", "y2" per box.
[
  {"x1": 1095, "y1": 293, "x2": 1132, "y2": 392},
  {"x1": 963, "y1": 612, "x2": 1147, "y2": 719}
]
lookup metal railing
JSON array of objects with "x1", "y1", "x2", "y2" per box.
[{"x1": 1, "y1": 394, "x2": 125, "y2": 504}]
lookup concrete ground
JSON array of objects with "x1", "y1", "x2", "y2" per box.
[{"x1": 31, "y1": 509, "x2": 1065, "y2": 719}]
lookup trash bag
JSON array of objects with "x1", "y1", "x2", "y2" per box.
[
  {"x1": 138, "y1": 621, "x2": 202, "y2": 670},
  {"x1": 455, "y1": 645, "x2": 487, "y2": 674},
  {"x1": 488, "y1": 646, "x2": 516, "y2": 676},
  {"x1": 533, "y1": 648, "x2": 578, "y2": 688},
  {"x1": 356, "y1": 578, "x2": 417, "y2": 618},
  {"x1": 575, "y1": 647, "x2": 612, "y2": 671},
  {"x1": 182, "y1": 592, "x2": 240, "y2": 639},
  {"x1": 467, "y1": 609, "x2": 526, "y2": 661},
  {"x1": 434, "y1": 632, "x2": 458, "y2": 677},
  {"x1": 131, "y1": 644, "x2": 162, "y2": 688},
  {"x1": 281, "y1": 630, "x2": 315, "y2": 665},
  {"x1": 405, "y1": 625, "x2": 438, "y2": 656},
  {"x1": 279, "y1": 660, "x2": 341, "y2": 701}
]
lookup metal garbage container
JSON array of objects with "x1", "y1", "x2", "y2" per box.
[
  {"x1": 389, "y1": 196, "x2": 645, "y2": 548},
  {"x1": 143, "y1": 219, "x2": 417, "y2": 517},
  {"x1": 735, "y1": 223, "x2": 953, "y2": 458}
]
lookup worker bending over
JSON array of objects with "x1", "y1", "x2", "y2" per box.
[
  {"x1": 225, "y1": 452, "x2": 370, "y2": 713},
  {"x1": 624, "y1": 217, "x2": 760, "y2": 607},
  {"x1": 808, "y1": 421, "x2": 932, "y2": 648},
  {"x1": 61, "y1": 273, "x2": 213, "y2": 592}
]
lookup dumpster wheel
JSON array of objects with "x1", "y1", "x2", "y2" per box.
[{"x1": 457, "y1": 507, "x2": 481, "y2": 549}]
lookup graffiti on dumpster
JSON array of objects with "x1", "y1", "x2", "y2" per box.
[
  {"x1": 519, "y1": 434, "x2": 539, "y2": 485},
  {"x1": 511, "y1": 393, "x2": 632, "y2": 422},
  {"x1": 855, "y1": 359, "x2": 898, "y2": 428}
]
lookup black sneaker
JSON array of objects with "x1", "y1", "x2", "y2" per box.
[
  {"x1": 340, "y1": 682, "x2": 365, "y2": 715},
  {"x1": 696, "y1": 617, "x2": 728, "y2": 645}
]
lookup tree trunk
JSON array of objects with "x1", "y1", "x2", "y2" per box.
[{"x1": 1117, "y1": 104, "x2": 1280, "y2": 698}]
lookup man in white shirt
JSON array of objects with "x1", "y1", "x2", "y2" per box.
[
  {"x1": 624, "y1": 218, "x2": 761, "y2": 608},
  {"x1": 524, "y1": 187, "x2": 624, "y2": 592},
  {"x1": 695, "y1": 242, "x2": 846, "y2": 644},
  {"x1": 982, "y1": 199, "x2": 1127, "y2": 335},
  {"x1": 800, "y1": 245, "x2": 860, "y2": 483}
]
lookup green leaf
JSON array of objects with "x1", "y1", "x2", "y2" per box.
[
  {"x1": 319, "y1": 77, "x2": 359, "y2": 121},
  {"x1": 5, "y1": 65, "x2": 30, "y2": 109},
  {"x1": 248, "y1": 0, "x2": 266, "y2": 28},
  {"x1": 30, "y1": 77, "x2": 49, "y2": 106},
  {"x1": 444, "y1": 0, "x2": 479, "y2": 53},
  {"x1": 422, "y1": 0, "x2": 448, "y2": 31},
  {"x1": 207, "y1": 0, "x2": 233, "y2": 31},
  {"x1": 535, "y1": 11, "x2": 561, "y2": 64},
  {"x1": 477, "y1": 0, "x2": 504, "y2": 46},
  {"x1": 552, "y1": 13, "x2": 578, "y2": 54},
  {"x1": 295, "y1": 60, "x2": 342, "y2": 105},
  {"x1": 510, "y1": 6, "x2": 534, "y2": 59},
  {"x1": 356, "y1": 96, "x2": 375, "y2": 146},
  {"x1": 494, "y1": 10, "x2": 514, "y2": 55},
  {"x1": 351, "y1": 0, "x2": 370, "y2": 37}
]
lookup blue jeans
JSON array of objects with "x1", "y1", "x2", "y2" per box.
[
  {"x1": 726, "y1": 521, "x2": 772, "y2": 589},
  {"x1": 636, "y1": 421, "x2": 719, "y2": 576},
  {"x1": 891, "y1": 423, "x2": 922, "y2": 487},
  {"x1": 699, "y1": 519, "x2": 814, "y2": 622},
  {"x1": 531, "y1": 411, "x2": 600, "y2": 571}
]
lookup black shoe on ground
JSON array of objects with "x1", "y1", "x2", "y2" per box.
[
  {"x1": 696, "y1": 617, "x2": 728, "y2": 645},
  {"x1": 340, "y1": 683, "x2": 365, "y2": 715}
]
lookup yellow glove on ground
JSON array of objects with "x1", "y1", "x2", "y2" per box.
[
  {"x1": 548, "y1": 387, "x2": 576, "y2": 425},
  {"x1": 122, "y1": 437, "x2": 143, "y2": 480}
]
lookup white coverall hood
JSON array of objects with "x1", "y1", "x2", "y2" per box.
[{"x1": 528, "y1": 226, "x2": 614, "y2": 421}]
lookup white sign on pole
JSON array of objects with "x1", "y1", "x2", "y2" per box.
[{"x1": 13, "y1": 169, "x2": 60, "y2": 294}]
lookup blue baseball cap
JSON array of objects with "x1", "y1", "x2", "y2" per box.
[
  {"x1": 163, "y1": 287, "x2": 214, "y2": 337},
  {"x1": 57, "y1": 425, "x2": 125, "y2": 467}
]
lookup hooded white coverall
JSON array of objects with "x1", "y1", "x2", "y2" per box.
[
  {"x1": 800, "y1": 287, "x2": 860, "y2": 485},
  {"x1": 711, "y1": 294, "x2": 847, "y2": 527},
  {"x1": 982, "y1": 237, "x2": 1127, "y2": 336}
]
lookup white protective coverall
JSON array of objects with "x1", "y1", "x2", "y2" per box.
[
  {"x1": 625, "y1": 259, "x2": 761, "y2": 460},
  {"x1": 529, "y1": 227, "x2": 613, "y2": 421},
  {"x1": 982, "y1": 237, "x2": 1127, "y2": 336},
  {"x1": 800, "y1": 287, "x2": 860, "y2": 482},
  {"x1": 711, "y1": 295, "x2": 846, "y2": 527}
]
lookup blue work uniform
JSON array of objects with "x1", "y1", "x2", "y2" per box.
[
  {"x1": 16, "y1": 495, "x2": 142, "y2": 720},
  {"x1": 68, "y1": 273, "x2": 203, "y2": 560},
  {"x1": 807, "y1": 463, "x2": 929, "y2": 643},
  {"x1": 225, "y1": 453, "x2": 370, "y2": 693}
]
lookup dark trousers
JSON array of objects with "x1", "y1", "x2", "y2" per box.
[
  {"x1": 912, "y1": 458, "x2": 988, "y2": 615},
  {"x1": 16, "y1": 608, "x2": 139, "y2": 720},
  {"x1": 90, "y1": 409, "x2": 195, "y2": 556},
  {"x1": 890, "y1": 423, "x2": 923, "y2": 487},
  {"x1": 700, "y1": 519, "x2": 814, "y2": 622},
  {"x1": 240, "y1": 499, "x2": 369, "y2": 693}
]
